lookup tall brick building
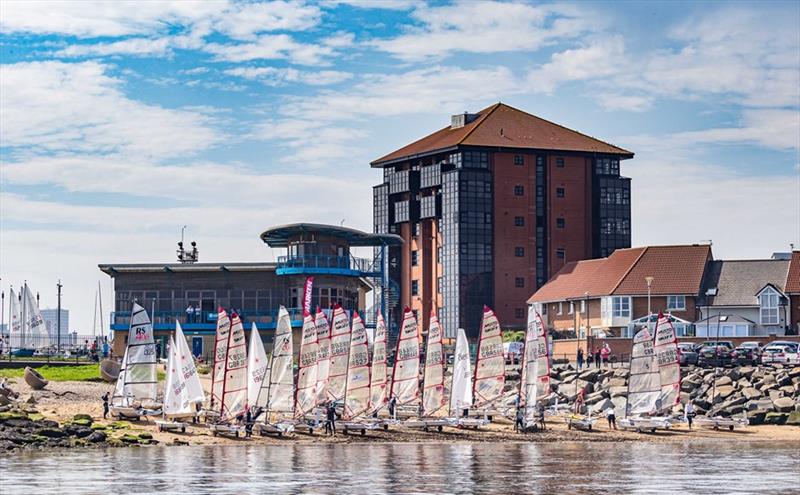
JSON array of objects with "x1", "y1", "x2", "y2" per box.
[{"x1": 371, "y1": 103, "x2": 633, "y2": 337}]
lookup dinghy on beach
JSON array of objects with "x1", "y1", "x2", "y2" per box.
[
  {"x1": 254, "y1": 307, "x2": 296, "y2": 437},
  {"x1": 110, "y1": 303, "x2": 160, "y2": 420},
  {"x1": 468, "y1": 306, "x2": 505, "y2": 424},
  {"x1": 99, "y1": 359, "x2": 121, "y2": 382},
  {"x1": 447, "y1": 327, "x2": 487, "y2": 429},
  {"x1": 294, "y1": 311, "x2": 320, "y2": 434},
  {"x1": 208, "y1": 309, "x2": 247, "y2": 437},
  {"x1": 519, "y1": 308, "x2": 551, "y2": 432},
  {"x1": 342, "y1": 312, "x2": 382, "y2": 435},
  {"x1": 404, "y1": 310, "x2": 449, "y2": 431},
  {"x1": 387, "y1": 308, "x2": 422, "y2": 428},
  {"x1": 156, "y1": 322, "x2": 205, "y2": 432}
]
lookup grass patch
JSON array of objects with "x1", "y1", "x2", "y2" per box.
[{"x1": 0, "y1": 364, "x2": 166, "y2": 382}]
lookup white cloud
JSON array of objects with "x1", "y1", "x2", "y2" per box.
[
  {"x1": 225, "y1": 67, "x2": 352, "y2": 86},
  {"x1": 323, "y1": 0, "x2": 415, "y2": 10},
  {"x1": 205, "y1": 34, "x2": 345, "y2": 65},
  {"x1": 54, "y1": 37, "x2": 171, "y2": 58},
  {"x1": 251, "y1": 119, "x2": 369, "y2": 164},
  {"x1": 0, "y1": 61, "x2": 220, "y2": 158},
  {"x1": 670, "y1": 109, "x2": 800, "y2": 151},
  {"x1": 373, "y1": 1, "x2": 601, "y2": 61},
  {"x1": 595, "y1": 93, "x2": 652, "y2": 112},
  {"x1": 211, "y1": 1, "x2": 321, "y2": 40},
  {"x1": 527, "y1": 36, "x2": 625, "y2": 93}
]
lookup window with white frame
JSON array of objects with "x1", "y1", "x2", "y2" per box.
[
  {"x1": 612, "y1": 296, "x2": 631, "y2": 318},
  {"x1": 557, "y1": 302, "x2": 563, "y2": 315},
  {"x1": 580, "y1": 300, "x2": 586, "y2": 313},
  {"x1": 568, "y1": 302, "x2": 574, "y2": 314},
  {"x1": 760, "y1": 287, "x2": 779, "y2": 325},
  {"x1": 667, "y1": 295, "x2": 686, "y2": 311}
]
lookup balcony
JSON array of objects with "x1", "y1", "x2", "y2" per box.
[
  {"x1": 275, "y1": 254, "x2": 380, "y2": 277},
  {"x1": 110, "y1": 308, "x2": 305, "y2": 332}
]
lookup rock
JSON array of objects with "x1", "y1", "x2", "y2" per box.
[
  {"x1": 779, "y1": 385, "x2": 795, "y2": 396},
  {"x1": 750, "y1": 369, "x2": 764, "y2": 381},
  {"x1": 609, "y1": 386, "x2": 628, "y2": 398},
  {"x1": 715, "y1": 376, "x2": 733, "y2": 387},
  {"x1": 746, "y1": 398, "x2": 774, "y2": 412},
  {"x1": 0, "y1": 412, "x2": 29, "y2": 423},
  {"x1": 557, "y1": 383, "x2": 578, "y2": 400},
  {"x1": 741, "y1": 388, "x2": 762, "y2": 400},
  {"x1": 74, "y1": 427, "x2": 93, "y2": 439},
  {"x1": 90, "y1": 424, "x2": 108, "y2": 431},
  {"x1": 768, "y1": 390, "x2": 784, "y2": 401},
  {"x1": 35, "y1": 427, "x2": 66, "y2": 438},
  {"x1": 548, "y1": 378, "x2": 561, "y2": 391},
  {"x1": 612, "y1": 368, "x2": 629, "y2": 379},
  {"x1": 172, "y1": 438, "x2": 189, "y2": 446},
  {"x1": 584, "y1": 391, "x2": 608, "y2": 405},
  {"x1": 4, "y1": 418, "x2": 34, "y2": 429},
  {"x1": 574, "y1": 379, "x2": 594, "y2": 394},
  {"x1": 137, "y1": 432, "x2": 153, "y2": 440},
  {"x1": 607, "y1": 377, "x2": 627, "y2": 388},
  {"x1": 87, "y1": 431, "x2": 107, "y2": 443},
  {"x1": 562, "y1": 373, "x2": 578, "y2": 384},
  {"x1": 747, "y1": 411, "x2": 768, "y2": 425},
  {"x1": 738, "y1": 379, "x2": 752, "y2": 389},
  {"x1": 709, "y1": 385, "x2": 735, "y2": 403},
  {"x1": 578, "y1": 369, "x2": 601, "y2": 382},
  {"x1": 590, "y1": 398, "x2": 614, "y2": 414},
  {"x1": 786, "y1": 411, "x2": 800, "y2": 426},
  {"x1": 738, "y1": 366, "x2": 755, "y2": 378},
  {"x1": 772, "y1": 397, "x2": 796, "y2": 413},
  {"x1": 72, "y1": 418, "x2": 92, "y2": 427},
  {"x1": 763, "y1": 412, "x2": 788, "y2": 425},
  {"x1": 120, "y1": 433, "x2": 140, "y2": 444},
  {"x1": 776, "y1": 374, "x2": 792, "y2": 387},
  {"x1": 788, "y1": 367, "x2": 800, "y2": 379}
]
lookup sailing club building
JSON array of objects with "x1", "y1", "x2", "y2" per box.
[
  {"x1": 371, "y1": 103, "x2": 634, "y2": 338},
  {"x1": 100, "y1": 224, "x2": 402, "y2": 360}
]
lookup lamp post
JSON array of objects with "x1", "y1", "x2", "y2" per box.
[
  {"x1": 584, "y1": 291, "x2": 590, "y2": 358},
  {"x1": 645, "y1": 276, "x2": 654, "y2": 330}
]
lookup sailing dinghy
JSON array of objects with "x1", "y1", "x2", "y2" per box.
[
  {"x1": 209, "y1": 309, "x2": 248, "y2": 437},
  {"x1": 314, "y1": 307, "x2": 332, "y2": 407},
  {"x1": 254, "y1": 306, "x2": 296, "y2": 436},
  {"x1": 449, "y1": 327, "x2": 486, "y2": 428},
  {"x1": 156, "y1": 322, "x2": 205, "y2": 432},
  {"x1": 368, "y1": 312, "x2": 390, "y2": 427},
  {"x1": 472, "y1": 306, "x2": 506, "y2": 419},
  {"x1": 110, "y1": 303, "x2": 160, "y2": 419},
  {"x1": 327, "y1": 304, "x2": 352, "y2": 405},
  {"x1": 295, "y1": 311, "x2": 320, "y2": 433},
  {"x1": 341, "y1": 312, "x2": 380, "y2": 435},
  {"x1": 619, "y1": 324, "x2": 670, "y2": 432},
  {"x1": 405, "y1": 310, "x2": 449, "y2": 431},
  {"x1": 389, "y1": 308, "x2": 422, "y2": 422},
  {"x1": 520, "y1": 307, "x2": 554, "y2": 432}
]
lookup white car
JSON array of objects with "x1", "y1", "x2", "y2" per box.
[{"x1": 760, "y1": 345, "x2": 800, "y2": 365}]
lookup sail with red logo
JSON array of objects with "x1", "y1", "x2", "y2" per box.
[
  {"x1": 473, "y1": 306, "x2": 505, "y2": 409},
  {"x1": 422, "y1": 310, "x2": 446, "y2": 417},
  {"x1": 654, "y1": 313, "x2": 681, "y2": 413},
  {"x1": 295, "y1": 311, "x2": 319, "y2": 418},
  {"x1": 343, "y1": 311, "x2": 371, "y2": 419},
  {"x1": 390, "y1": 308, "x2": 421, "y2": 406},
  {"x1": 520, "y1": 307, "x2": 550, "y2": 427},
  {"x1": 368, "y1": 312, "x2": 389, "y2": 414},
  {"x1": 327, "y1": 304, "x2": 352, "y2": 402},
  {"x1": 314, "y1": 307, "x2": 331, "y2": 405}
]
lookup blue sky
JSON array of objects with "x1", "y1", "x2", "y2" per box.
[{"x1": 1, "y1": 0, "x2": 798, "y2": 332}]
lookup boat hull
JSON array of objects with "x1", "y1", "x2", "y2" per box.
[
  {"x1": 564, "y1": 414, "x2": 596, "y2": 431},
  {"x1": 209, "y1": 424, "x2": 245, "y2": 437},
  {"x1": 618, "y1": 416, "x2": 671, "y2": 432},
  {"x1": 155, "y1": 420, "x2": 188, "y2": 432},
  {"x1": 693, "y1": 416, "x2": 749, "y2": 431},
  {"x1": 257, "y1": 421, "x2": 295, "y2": 437}
]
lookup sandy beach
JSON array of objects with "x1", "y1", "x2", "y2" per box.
[{"x1": 5, "y1": 377, "x2": 799, "y2": 449}]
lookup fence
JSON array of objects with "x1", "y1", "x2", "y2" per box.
[{"x1": 0, "y1": 333, "x2": 108, "y2": 362}]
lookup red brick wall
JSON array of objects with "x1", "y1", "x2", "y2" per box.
[
  {"x1": 492, "y1": 151, "x2": 536, "y2": 327},
  {"x1": 547, "y1": 155, "x2": 592, "y2": 278},
  {"x1": 790, "y1": 295, "x2": 800, "y2": 334},
  {"x1": 630, "y1": 295, "x2": 698, "y2": 322}
]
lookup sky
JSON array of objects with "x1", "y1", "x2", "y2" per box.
[{"x1": 0, "y1": 0, "x2": 798, "y2": 333}]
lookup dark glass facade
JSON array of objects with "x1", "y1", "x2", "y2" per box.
[{"x1": 592, "y1": 157, "x2": 632, "y2": 258}]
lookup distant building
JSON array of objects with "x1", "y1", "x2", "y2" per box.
[
  {"x1": 40, "y1": 308, "x2": 69, "y2": 341},
  {"x1": 372, "y1": 103, "x2": 634, "y2": 337},
  {"x1": 786, "y1": 251, "x2": 800, "y2": 334},
  {"x1": 100, "y1": 223, "x2": 401, "y2": 359}
]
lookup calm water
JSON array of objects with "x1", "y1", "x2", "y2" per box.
[{"x1": 1, "y1": 442, "x2": 798, "y2": 494}]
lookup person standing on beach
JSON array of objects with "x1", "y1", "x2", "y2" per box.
[
  {"x1": 388, "y1": 395, "x2": 397, "y2": 420},
  {"x1": 600, "y1": 344, "x2": 610, "y2": 368},
  {"x1": 101, "y1": 392, "x2": 110, "y2": 419},
  {"x1": 537, "y1": 403, "x2": 546, "y2": 430},
  {"x1": 594, "y1": 347, "x2": 601, "y2": 368},
  {"x1": 577, "y1": 348, "x2": 584, "y2": 370},
  {"x1": 605, "y1": 405, "x2": 616, "y2": 430},
  {"x1": 574, "y1": 386, "x2": 586, "y2": 414},
  {"x1": 514, "y1": 407, "x2": 524, "y2": 432},
  {"x1": 326, "y1": 403, "x2": 336, "y2": 436},
  {"x1": 685, "y1": 400, "x2": 695, "y2": 429}
]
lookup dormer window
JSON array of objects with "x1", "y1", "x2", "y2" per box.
[{"x1": 759, "y1": 286, "x2": 779, "y2": 325}]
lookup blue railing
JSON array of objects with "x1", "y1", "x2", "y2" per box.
[
  {"x1": 110, "y1": 308, "x2": 305, "y2": 331},
  {"x1": 276, "y1": 254, "x2": 380, "y2": 276}
]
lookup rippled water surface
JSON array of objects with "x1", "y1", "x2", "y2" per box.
[{"x1": 1, "y1": 442, "x2": 798, "y2": 494}]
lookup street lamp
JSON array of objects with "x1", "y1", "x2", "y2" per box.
[{"x1": 645, "y1": 276, "x2": 654, "y2": 330}]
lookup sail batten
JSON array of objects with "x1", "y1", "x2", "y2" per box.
[
  {"x1": 520, "y1": 308, "x2": 550, "y2": 426},
  {"x1": 343, "y1": 312, "x2": 370, "y2": 419},
  {"x1": 327, "y1": 305, "x2": 352, "y2": 402},
  {"x1": 449, "y1": 328, "x2": 472, "y2": 416},
  {"x1": 390, "y1": 308, "x2": 421, "y2": 406},
  {"x1": 625, "y1": 326, "x2": 661, "y2": 416},
  {"x1": 654, "y1": 314, "x2": 681, "y2": 413},
  {"x1": 368, "y1": 313, "x2": 388, "y2": 414},
  {"x1": 422, "y1": 311, "x2": 446, "y2": 417},
  {"x1": 473, "y1": 306, "x2": 505, "y2": 409}
]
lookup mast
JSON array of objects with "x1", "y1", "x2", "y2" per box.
[
  {"x1": 390, "y1": 307, "x2": 421, "y2": 406},
  {"x1": 98, "y1": 280, "x2": 104, "y2": 340},
  {"x1": 472, "y1": 306, "x2": 505, "y2": 409},
  {"x1": 422, "y1": 310, "x2": 446, "y2": 417}
]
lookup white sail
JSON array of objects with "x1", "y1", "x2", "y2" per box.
[
  {"x1": 162, "y1": 336, "x2": 192, "y2": 416},
  {"x1": 266, "y1": 306, "x2": 294, "y2": 416},
  {"x1": 113, "y1": 303, "x2": 157, "y2": 407},
  {"x1": 295, "y1": 311, "x2": 319, "y2": 417},
  {"x1": 314, "y1": 308, "x2": 331, "y2": 405},
  {"x1": 220, "y1": 312, "x2": 248, "y2": 421},
  {"x1": 174, "y1": 321, "x2": 204, "y2": 406},
  {"x1": 327, "y1": 304, "x2": 352, "y2": 402},
  {"x1": 8, "y1": 288, "x2": 22, "y2": 350},
  {"x1": 211, "y1": 308, "x2": 231, "y2": 412},
  {"x1": 654, "y1": 314, "x2": 681, "y2": 413},
  {"x1": 390, "y1": 307, "x2": 421, "y2": 406},
  {"x1": 521, "y1": 307, "x2": 550, "y2": 426},
  {"x1": 473, "y1": 306, "x2": 505, "y2": 409},
  {"x1": 368, "y1": 312, "x2": 388, "y2": 414},
  {"x1": 343, "y1": 311, "x2": 370, "y2": 419},
  {"x1": 23, "y1": 284, "x2": 49, "y2": 349},
  {"x1": 247, "y1": 322, "x2": 270, "y2": 410},
  {"x1": 626, "y1": 326, "x2": 660, "y2": 416},
  {"x1": 422, "y1": 311, "x2": 446, "y2": 417},
  {"x1": 113, "y1": 346, "x2": 129, "y2": 405},
  {"x1": 449, "y1": 328, "x2": 472, "y2": 415}
]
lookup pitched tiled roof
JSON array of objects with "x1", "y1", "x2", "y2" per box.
[
  {"x1": 528, "y1": 244, "x2": 711, "y2": 303},
  {"x1": 701, "y1": 260, "x2": 791, "y2": 306},
  {"x1": 371, "y1": 103, "x2": 634, "y2": 166},
  {"x1": 613, "y1": 245, "x2": 712, "y2": 295},
  {"x1": 786, "y1": 251, "x2": 800, "y2": 293}
]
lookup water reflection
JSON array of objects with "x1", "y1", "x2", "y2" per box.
[{"x1": 1, "y1": 442, "x2": 798, "y2": 495}]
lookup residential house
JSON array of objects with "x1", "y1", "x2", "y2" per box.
[
  {"x1": 528, "y1": 244, "x2": 711, "y2": 338},
  {"x1": 787, "y1": 251, "x2": 800, "y2": 334}
]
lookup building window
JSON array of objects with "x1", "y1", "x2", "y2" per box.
[
  {"x1": 515, "y1": 277, "x2": 525, "y2": 288},
  {"x1": 556, "y1": 248, "x2": 565, "y2": 259},
  {"x1": 411, "y1": 250, "x2": 419, "y2": 266},
  {"x1": 556, "y1": 187, "x2": 565, "y2": 198},
  {"x1": 612, "y1": 296, "x2": 631, "y2": 318},
  {"x1": 556, "y1": 157, "x2": 565, "y2": 168},
  {"x1": 514, "y1": 216, "x2": 524, "y2": 227},
  {"x1": 437, "y1": 277, "x2": 442, "y2": 294},
  {"x1": 580, "y1": 300, "x2": 586, "y2": 313},
  {"x1": 437, "y1": 247, "x2": 442, "y2": 264},
  {"x1": 515, "y1": 247, "x2": 525, "y2": 257},
  {"x1": 556, "y1": 218, "x2": 565, "y2": 229},
  {"x1": 759, "y1": 287, "x2": 779, "y2": 325},
  {"x1": 667, "y1": 295, "x2": 686, "y2": 311},
  {"x1": 557, "y1": 302, "x2": 563, "y2": 315},
  {"x1": 514, "y1": 185, "x2": 524, "y2": 196},
  {"x1": 514, "y1": 155, "x2": 524, "y2": 166},
  {"x1": 515, "y1": 308, "x2": 525, "y2": 319},
  {"x1": 568, "y1": 302, "x2": 574, "y2": 314},
  {"x1": 411, "y1": 280, "x2": 419, "y2": 296},
  {"x1": 413, "y1": 223, "x2": 421, "y2": 237}
]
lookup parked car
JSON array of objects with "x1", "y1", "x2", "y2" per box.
[
  {"x1": 761, "y1": 344, "x2": 800, "y2": 366},
  {"x1": 697, "y1": 344, "x2": 734, "y2": 368},
  {"x1": 731, "y1": 346, "x2": 759, "y2": 365},
  {"x1": 677, "y1": 343, "x2": 698, "y2": 366},
  {"x1": 763, "y1": 341, "x2": 800, "y2": 353}
]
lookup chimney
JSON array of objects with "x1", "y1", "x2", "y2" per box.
[{"x1": 451, "y1": 111, "x2": 479, "y2": 129}]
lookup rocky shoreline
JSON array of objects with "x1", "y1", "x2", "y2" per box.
[{"x1": 546, "y1": 364, "x2": 800, "y2": 425}]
